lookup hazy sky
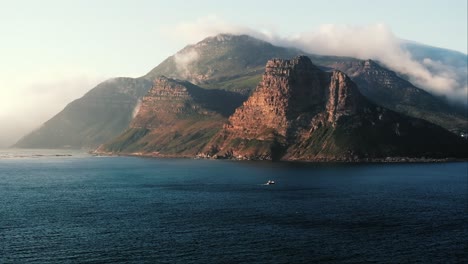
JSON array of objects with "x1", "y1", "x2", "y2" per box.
[{"x1": 0, "y1": 0, "x2": 467, "y2": 147}]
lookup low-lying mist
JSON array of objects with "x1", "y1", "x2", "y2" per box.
[{"x1": 0, "y1": 76, "x2": 103, "y2": 148}]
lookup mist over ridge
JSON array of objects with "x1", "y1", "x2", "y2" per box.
[{"x1": 171, "y1": 19, "x2": 467, "y2": 104}]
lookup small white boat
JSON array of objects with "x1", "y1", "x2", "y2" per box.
[{"x1": 265, "y1": 180, "x2": 275, "y2": 185}]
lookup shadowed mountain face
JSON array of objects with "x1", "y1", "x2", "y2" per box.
[
  {"x1": 14, "y1": 78, "x2": 152, "y2": 149},
  {"x1": 99, "y1": 77, "x2": 245, "y2": 156},
  {"x1": 14, "y1": 34, "x2": 467, "y2": 149},
  {"x1": 202, "y1": 56, "x2": 467, "y2": 161},
  {"x1": 330, "y1": 60, "x2": 467, "y2": 133}
]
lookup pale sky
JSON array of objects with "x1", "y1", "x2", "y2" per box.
[{"x1": 0, "y1": 0, "x2": 467, "y2": 147}]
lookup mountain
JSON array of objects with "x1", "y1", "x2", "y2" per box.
[
  {"x1": 140, "y1": 34, "x2": 468, "y2": 133},
  {"x1": 144, "y1": 34, "x2": 303, "y2": 95},
  {"x1": 201, "y1": 56, "x2": 466, "y2": 161},
  {"x1": 14, "y1": 78, "x2": 151, "y2": 149},
  {"x1": 131, "y1": 34, "x2": 468, "y2": 134},
  {"x1": 14, "y1": 34, "x2": 467, "y2": 149},
  {"x1": 402, "y1": 41, "x2": 467, "y2": 70},
  {"x1": 146, "y1": 35, "x2": 467, "y2": 130},
  {"x1": 402, "y1": 41, "x2": 467, "y2": 112},
  {"x1": 99, "y1": 77, "x2": 245, "y2": 156},
  {"x1": 14, "y1": 35, "x2": 302, "y2": 149}
]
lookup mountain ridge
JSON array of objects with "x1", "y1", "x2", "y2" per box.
[
  {"x1": 99, "y1": 76, "x2": 245, "y2": 156},
  {"x1": 14, "y1": 77, "x2": 152, "y2": 149},
  {"x1": 13, "y1": 34, "x2": 467, "y2": 150}
]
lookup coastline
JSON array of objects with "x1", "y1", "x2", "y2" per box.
[{"x1": 90, "y1": 150, "x2": 468, "y2": 163}]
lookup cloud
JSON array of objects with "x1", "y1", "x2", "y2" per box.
[
  {"x1": 285, "y1": 24, "x2": 467, "y2": 103},
  {"x1": 167, "y1": 18, "x2": 467, "y2": 104},
  {"x1": 0, "y1": 72, "x2": 104, "y2": 147},
  {"x1": 174, "y1": 49, "x2": 200, "y2": 79},
  {"x1": 132, "y1": 99, "x2": 142, "y2": 118}
]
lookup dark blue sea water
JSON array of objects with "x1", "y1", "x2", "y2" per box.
[{"x1": 0, "y1": 150, "x2": 467, "y2": 263}]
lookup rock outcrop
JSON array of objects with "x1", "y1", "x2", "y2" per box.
[
  {"x1": 131, "y1": 77, "x2": 211, "y2": 129},
  {"x1": 202, "y1": 56, "x2": 467, "y2": 161},
  {"x1": 219, "y1": 57, "x2": 326, "y2": 140}
]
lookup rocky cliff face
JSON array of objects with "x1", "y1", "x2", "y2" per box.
[
  {"x1": 131, "y1": 77, "x2": 209, "y2": 129},
  {"x1": 324, "y1": 70, "x2": 363, "y2": 124},
  {"x1": 218, "y1": 57, "x2": 326, "y2": 140},
  {"x1": 202, "y1": 56, "x2": 466, "y2": 161},
  {"x1": 100, "y1": 77, "x2": 245, "y2": 156}
]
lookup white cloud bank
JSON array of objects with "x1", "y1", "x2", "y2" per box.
[{"x1": 167, "y1": 17, "x2": 467, "y2": 104}]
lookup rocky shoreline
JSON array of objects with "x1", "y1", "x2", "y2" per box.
[{"x1": 91, "y1": 150, "x2": 466, "y2": 163}]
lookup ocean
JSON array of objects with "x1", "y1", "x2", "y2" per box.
[{"x1": 0, "y1": 149, "x2": 467, "y2": 263}]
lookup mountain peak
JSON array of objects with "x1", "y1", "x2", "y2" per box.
[
  {"x1": 264, "y1": 56, "x2": 321, "y2": 77},
  {"x1": 266, "y1": 55, "x2": 315, "y2": 68},
  {"x1": 152, "y1": 75, "x2": 190, "y2": 88},
  {"x1": 154, "y1": 75, "x2": 172, "y2": 83},
  {"x1": 200, "y1": 33, "x2": 268, "y2": 44},
  {"x1": 363, "y1": 59, "x2": 377, "y2": 68},
  {"x1": 205, "y1": 33, "x2": 239, "y2": 42}
]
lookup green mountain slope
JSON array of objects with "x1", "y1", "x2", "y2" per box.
[
  {"x1": 144, "y1": 34, "x2": 302, "y2": 94},
  {"x1": 14, "y1": 78, "x2": 151, "y2": 149}
]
